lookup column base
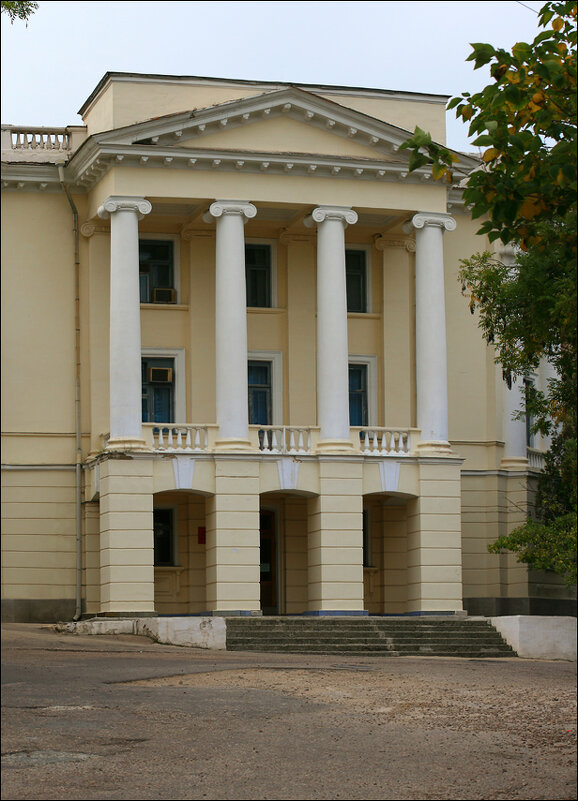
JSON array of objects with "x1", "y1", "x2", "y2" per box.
[
  {"x1": 303, "y1": 610, "x2": 368, "y2": 616},
  {"x1": 208, "y1": 609, "x2": 263, "y2": 617},
  {"x1": 500, "y1": 457, "x2": 530, "y2": 469},
  {"x1": 316, "y1": 438, "x2": 355, "y2": 454},
  {"x1": 416, "y1": 439, "x2": 454, "y2": 456},
  {"x1": 106, "y1": 437, "x2": 149, "y2": 452},
  {"x1": 214, "y1": 437, "x2": 256, "y2": 452}
]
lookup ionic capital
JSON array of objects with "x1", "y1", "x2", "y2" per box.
[
  {"x1": 403, "y1": 212, "x2": 456, "y2": 234},
  {"x1": 80, "y1": 221, "x2": 108, "y2": 238},
  {"x1": 202, "y1": 199, "x2": 257, "y2": 224},
  {"x1": 304, "y1": 205, "x2": 358, "y2": 228},
  {"x1": 97, "y1": 195, "x2": 152, "y2": 220}
]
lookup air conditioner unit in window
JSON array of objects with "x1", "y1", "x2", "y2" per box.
[
  {"x1": 152, "y1": 287, "x2": 177, "y2": 304},
  {"x1": 149, "y1": 367, "x2": 173, "y2": 383}
]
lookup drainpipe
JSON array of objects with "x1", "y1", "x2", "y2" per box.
[{"x1": 58, "y1": 165, "x2": 83, "y2": 621}]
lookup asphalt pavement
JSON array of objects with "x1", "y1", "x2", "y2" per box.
[{"x1": 1, "y1": 623, "x2": 576, "y2": 800}]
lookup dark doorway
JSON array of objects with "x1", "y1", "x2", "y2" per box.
[{"x1": 260, "y1": 509, "x2": 277, "y2": 614}]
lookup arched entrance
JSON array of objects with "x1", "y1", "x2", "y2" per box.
[{"x1": 153, "y1": 489, "x2": 208, "y2": 615}]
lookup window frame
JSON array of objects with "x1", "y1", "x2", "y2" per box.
[
  {"x1": 345, "y1": 245, "x2": 372, "y2": 314},
  {"x1": 142, "y1": 347, "x2": 186, "y2": 423},
  {"x1": 348, "y1": 355, "x2": 378, "y2": 427},
  {"x1": 139, "y1": 234, "x2": 181, "y2": 305},
  {"x1": 245, "y1": 238, "x2": 277, "y2": 309},
  {"x1": 248, "y1": 350, "x2": 283, "y2": 425}
]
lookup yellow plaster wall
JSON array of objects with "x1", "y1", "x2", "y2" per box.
[
  {"x1": 1, "y1": 193, "x2": 77, "y2": 443},
  {"x1": 1, "y1": 469, "x2": 76, "y2": 602}
]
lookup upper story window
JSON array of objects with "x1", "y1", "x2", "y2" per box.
[
  {"x1": 346, "y1": 248, "x2": 368, "y2": 313},
  {"x1": 349, "y1": 362, "x2": 368, "y2": 426},
  {"x1": 139, "y1": 239, "x2": 176, "y2": 304},
  {"x1": 142, "y1": 356, "x2": 174, "y2": 423},
  {"x1": 246, "y1": 243, "x2": 272, "y2": 308},
  {"x1": 248, "y1": 360, "x2": 272, "y2": 425}
]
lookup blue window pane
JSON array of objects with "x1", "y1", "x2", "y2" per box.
[
  {"x1": 142, "y1": 357, "x2": 175, "y2": 423},
  {"x1": 248, "y1": 360, "x2": 272, "y2": 425},
  {"x1": 349, "y1": 364, "x2": 368, "y2": 426}
]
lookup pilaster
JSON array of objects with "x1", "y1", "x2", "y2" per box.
[
  {"x1": 306, "y1": 459, "x2": 365, "y2": 613},
  {"x1": 205, "y1": 459, "x2": 261, "y2": 614},
  {"x1": 406, "y1": 458, "x2": 464, "y2": 613},
  {"x1": 98, "y1": 457, "x2": 155, "y2": 616}
]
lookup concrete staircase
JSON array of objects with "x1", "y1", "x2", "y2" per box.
[{"x1": 225, "y1": 616, "x2": 517, "y2": 658}]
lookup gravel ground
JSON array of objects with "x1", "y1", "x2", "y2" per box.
[{"x1": 1, "y1": 624, "x2": 576, "y2": 800}]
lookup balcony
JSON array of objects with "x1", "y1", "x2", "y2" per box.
[{"x1": 120, "y1": 424, "x2": 421, "y2": 456}]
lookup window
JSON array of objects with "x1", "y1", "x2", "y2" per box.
[
  {"x1": 142, "y1": 357, "x2": 175, "y2": 423},
  {"x1": 139, "y1": 239, "x2": 176, "y2": 304},
  {"x1": 246, "y1": 243, "x2": 272, "y2": 307},
  {"x1": 248, "y1": 360, "x2": 272, "y2": 425},
  {"x1": 362, "y1": 509, "x2": 373, "y2": 568},
  {"x1": 154, "y1": 508, "x2": 175, "y2": 566},
  {"x1": 349, "y1": 363, "x2": 368, "y2": 426},
  {"x1": 346, "y1": 248, "x2": 368, "y2": 313}
]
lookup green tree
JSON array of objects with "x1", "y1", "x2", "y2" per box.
[
  {"x1": 401, "y1": 1, "x2": 577, "y2": 585},
  {"x1": 1, "y1": 1, "x2": 38, "y2": 23}
]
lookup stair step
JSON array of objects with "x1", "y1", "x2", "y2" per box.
[{"x1": 225, "y1": 618, "x2": 516, "y2": 658}]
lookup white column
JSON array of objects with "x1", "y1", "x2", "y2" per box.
[
  {"x1": 204, "y1": 200, "x2": 257, "y2": 449},
  {"x1": 497, "y1": 245, "x2": 529, "y2": 467},
  {"x1": 98, "y1": 195, "x2": 152, "y2": 449},
  {"x1": 406, "y1": 212, "x2": 455, "y2": 454},
  {"x1": 502, "y1": 377, "x2": 529, "y2": 467},
  {"x1": 305, "y1": 205, "x2": 358, "y2": 451}
]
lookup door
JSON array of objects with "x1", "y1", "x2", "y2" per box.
[{"x1": 260, "y1": 510, "x2": 277, "y2": 614}]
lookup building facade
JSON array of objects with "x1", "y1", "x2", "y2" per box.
[{"x1": 2, "y1": 72, "x2": 572, "y2": 623}]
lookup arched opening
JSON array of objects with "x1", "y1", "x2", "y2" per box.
[
  {"x1": 363, "y1": 492, "x2": 415, "y2": 615},
  {"x1": 260, "y1": 490, "x2": 315, "y2": 615},
  {"x1": 153, "y1": 489, "x2": 209, "y2": 615}
]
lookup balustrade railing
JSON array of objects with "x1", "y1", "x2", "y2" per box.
[
  {"x1": 354, "y1": 427, "x2": 415, "y2": 456},
  {"x1": 527, "y1": 447, "x2": 546, "y2": 470},
  {"x1": 255, "y1": 426, "x2": 312, "y2": 454},
  {"x1": 102, "y1": 424, "x2": 417, "y2": 456},
  {"x1": 3, "y1": 126, "x2": 70, "y2": 151},
  {"x1": 144, "y1": 424, "x2": 210, "y2": 452}
]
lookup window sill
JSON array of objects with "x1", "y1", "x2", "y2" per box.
[
  {"x1": 247, "y1": 306, "x2": 285, "y2": 314},
  {"x1": 141, "y1": 303, "x2": 189, "y2": 311},
  {"x1": 348, "y1": 312, "x2": 380, "y2": 320}
]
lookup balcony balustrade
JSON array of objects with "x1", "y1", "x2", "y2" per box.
[{"x1": 104, "y1": 424, "x2": 419, "y2": 456}]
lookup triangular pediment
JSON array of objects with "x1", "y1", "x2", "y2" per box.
[
  {"x1": 175, "y1": 115, "x2": 397, "y2": 161},
  {"x1": 66, "y1": 86, "x2": 478, "y2": 188},
  {"x1": 92, "y1": 87, "x2": 424, "y2": 161}
]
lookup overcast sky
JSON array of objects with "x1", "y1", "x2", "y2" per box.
[{"x1": 1, "y1": 0, "x2": 545, "y2": 150}]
